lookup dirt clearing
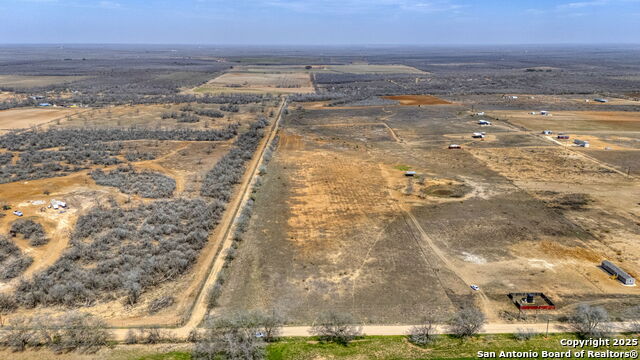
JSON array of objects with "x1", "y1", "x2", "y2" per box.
[
  {"x1": 383, "y1": 95, "x2": 451, "y2": 106},
  {"x1": 0, "y1": 107, "x2": 79, "y2": 133}
]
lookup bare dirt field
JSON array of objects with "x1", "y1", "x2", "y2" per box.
[
  {"x1": 0, "y1": 107, "x2": 80, "y2": 133},
  {"x1": 382, "y1": 95, "x2": 452, "y2": 106},
  {"x1": 193, "y1": 71, "x2": 314, "y2": 94},
  {"x1": 216, "y1": 98, "x2": 640, "y2": 324}
]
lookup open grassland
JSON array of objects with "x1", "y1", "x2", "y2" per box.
[
  {"x1": 0, "y1": 75, "x2": 88, "y2": 89},
  {"x1": 193, "y1": 71, "x2": 314, "y2": 94},
  {"x1": 0, "y1": 107, "x2": 81, "y2": 134},
  {"x1": 490, "y1": 110, "x2": 640, "y2": 132},
  {"x1": 217, "y1": 100, "x2": 640, "y2": 325}
]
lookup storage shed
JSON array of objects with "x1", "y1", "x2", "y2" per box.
[{"x1": 602, "y1": 260, "x2": 635, "y2": 286}]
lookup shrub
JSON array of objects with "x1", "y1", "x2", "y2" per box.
[
  {"x1": 10, "y1": 219, "x2": 49, "y2": 246},
  {"x1": 568, "y1": 303, "x2": 610, "y2": 338},
  {"x1": 91, "y1": 166, "x2": 176, "y2": 198},
  {"x1": 310, "y1": 311, "x2": 362, "y2": 345},
  {"x1": 448, "y1": 307, "x2": 486, "y2": 338}
]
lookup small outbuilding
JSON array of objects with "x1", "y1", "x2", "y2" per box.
[
  {"x1": 601, "y1": 260, "x2": 635, "y2": 286},
  {"x1": 574, "y1": 139, "x2": 590, "y2": 147}
]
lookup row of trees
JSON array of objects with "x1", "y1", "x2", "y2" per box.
[
  {"x1": 0, "y1": 303, "x2": 635, "y2": 356},
  {"x1": 90, "y1": 166, "x2": 176, "y2": 198},
  {"x1": 200, "y1": 116, "x2": 269, "y2": 201},
  {"x1": 0, "y1": 125, "x2": 240, "y2": 151},
  {"x1": 0, "y1": 312, "x2": 110, "y2": 353}
]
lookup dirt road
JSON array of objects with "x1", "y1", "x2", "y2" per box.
[{"x1": 112, "y1": 98, "x2": 286, "y2": 339}]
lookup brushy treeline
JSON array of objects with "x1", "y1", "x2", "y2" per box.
[{"x1": 90, "y1": 166, "x2": 176, "y2": 198}]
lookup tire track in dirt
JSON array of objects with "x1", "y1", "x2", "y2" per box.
[{"x1": 401, "y1": 205, "x2": 493, "y2": 318}]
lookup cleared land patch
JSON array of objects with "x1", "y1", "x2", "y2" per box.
[
  {"x1": 0, "y1": 108, "x2": 79, "y2": 133},
  {"x1": 193, "y1": 72, "x2": 313, "y2": 94},
  {"x1": 383, "y1": 95, "x2": 452, "y2": 106}
]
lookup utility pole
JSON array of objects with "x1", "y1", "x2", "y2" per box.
[{"x1": 546, "y1": 318, "x2": 550, "y2": 337}]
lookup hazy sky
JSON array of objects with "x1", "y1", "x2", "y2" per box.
[{"x1": 1, "y1": 0, "x2": 639, "y2": 44}]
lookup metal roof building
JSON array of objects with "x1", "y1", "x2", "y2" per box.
[{"x1": 602, "y1": 260, "x2": 635, "y2": 286}]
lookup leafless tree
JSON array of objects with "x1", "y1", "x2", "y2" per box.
[
  {"x1": 51, "y1": 311, "x2": 111, "y2": 353},
  {"x1": 193, "y1": 312, "x2": 265, "y2": 360},
  {"x1": 310, "y1": 311, "x2": 363, "y2": 345},
  {"x1": 256, "y1": 309, "x2": 284, "y2": 343},
  {"x1": 408, "y1": 316, "x2": 438, "y2": 346},
  {"x1": 625, "y1": 306, "x2": 640, "y2": 333},
  {"x1": 568, "y1": 303, "x2": 611, "y2": 338},
  {"x1": 448, "y1": 307, "x2": 486, "y2": 338}
]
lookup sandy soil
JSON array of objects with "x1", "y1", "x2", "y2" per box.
[
  {"x1": 0, "y1": 108, "x2": 79, "y2": 132},
  {"x1": 383, "y1": 95, "x2": 452, "y2": 106}
]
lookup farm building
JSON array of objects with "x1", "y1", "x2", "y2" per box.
[
  {"x1": 594, "y1": 98, "x2": 609, "y2": 103},
  {"x1": 478, "y1": 120, "x2": 492, "y2": 125},
  {"x1": 472, "y1": 132, "x2": 485, "y2": 139},
  {"x1": 601, "y1": 260, "x2": 635, "y2": 286},
  {"x1": 542, "y1": 130, "x2": 553, "y2": 135},
  {"x1": 574, "y1": 139, "x2": 590, "y2": 147}
]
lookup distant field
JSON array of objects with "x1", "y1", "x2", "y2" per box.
[
  {"x1": 0, "y1": 75, "x2": 87, "y2": 89},
  {"x1": 237, "y1": 64, "x2": 425, "y2": 74},
  {"x1": 490, "y1": 110, "x2": 640, "y2": 132},
  {"x1": 383, "y1": 95, "x2": 451, "y2": 105},
  {"x1": 315, "y1": 64, "x2": 426, "y2": 74},
  {"x1": 0, "y1": 107, "x2": 79, "y2": 133},
  {"x1": 193, "y1": 71, "x2": 314, "y2": 94}
]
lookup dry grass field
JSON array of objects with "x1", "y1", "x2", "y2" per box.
[
  {"x1": 0, "y1": 75, "x2": 87, "y2": 89},
  {"x1": 216, "y1": 98, "x2": 640, "y2": 324},
  {"x1": 0, "y1": 107, "x2": 80, "y2": 134},
  {"x1": 192, "y1": 71, "x2": 314, "y2": 94},
  {"x1": 490, "y1": 110, "x2": 640, "y2": 132}
]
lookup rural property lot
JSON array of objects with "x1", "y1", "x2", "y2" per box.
[
  {"x1": 0, "y1": 107, "x2": 79, "y2": 133},
  {"x1": 217, "y1": 95, "x2": 640, "y2": 324}
]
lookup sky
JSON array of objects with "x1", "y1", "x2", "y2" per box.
[{"x1": 0, "y1": 0, "x2": 639, "y2": 45}]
